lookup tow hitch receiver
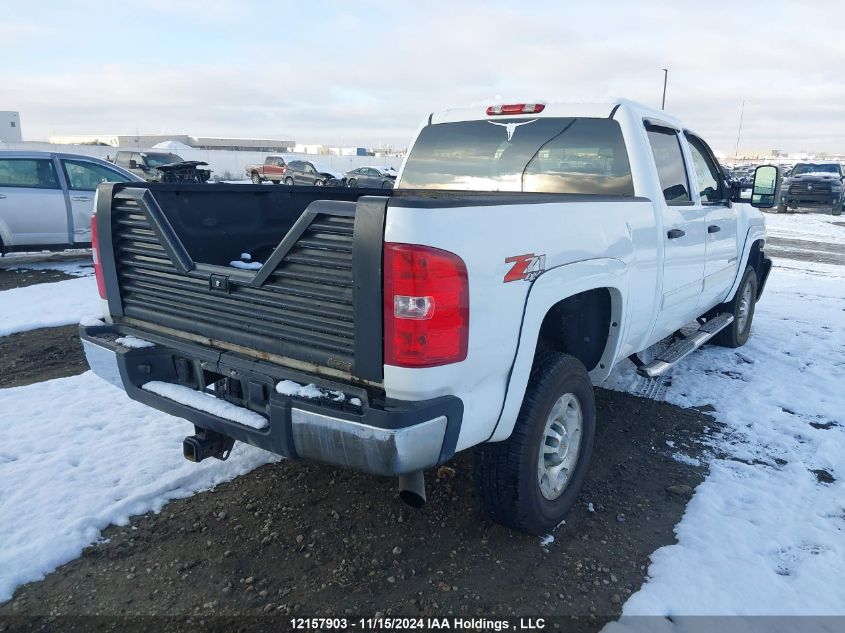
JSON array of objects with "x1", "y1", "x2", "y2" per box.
[{"x1": 183, "y1": 428, "x2": 235, "y2": 462}]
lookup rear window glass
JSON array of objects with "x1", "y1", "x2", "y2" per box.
[{"x1": 398, "y1": 117, "x2": 634, "y2": 195}]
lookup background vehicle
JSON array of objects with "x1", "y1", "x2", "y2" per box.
[
  {"x1": 345, "y1": 166, "x2": 395, "y2": 189},
  {"x1": 81, "y1": 100, "x2": 776, "y2": 534},
  {"x1": 778, "y1": 161, "x2": 844, "y2": 215},
  {"x1": 112, "y1": 151, "x2": 211, "y2": 183},
  {"x1": 283, "y1": 160, "x2": 339, "y2": 186},
  {"x1": 245, "y1": 156, "x2": 287, "y2": 184},
  {"x1": 0, "y1": 150, "x2": 140, "y2": 253}
]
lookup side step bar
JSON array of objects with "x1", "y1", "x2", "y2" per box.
[{"x1": 636, "y1": 313, "x2": 734, "y2": 378}]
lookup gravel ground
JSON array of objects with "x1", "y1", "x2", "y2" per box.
[{"x1": 0, "y1": 257, "x2": 721, "y2": 631}]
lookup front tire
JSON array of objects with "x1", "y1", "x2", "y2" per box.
[
  {"x1": 284, "y1": 177, "x2": 294, "y2": 186},
  {"x1": 474, "y1": 352, "x2": 596, "y2": 535},
  {"x1": 315, "y1": 179, "x2": 324, "y2": 187},
  {"x1": 776, "y1": 204, "x2": 787, "y2": 214},
  {"x1": 251, "y1": 172, "x2": 261, "y2": 185},
  {"x1": 833, "y1": 203, "x2": 842, "y2": 217},
  {"x1": 712, "y1": 266, "x2": 758, "y2": 348},
  {"x1": 271, "y1": 179, "x2": 280, "y2": 185},
  {"x1": 347, "y1": 178, "x2": 358, "y2": 188}
]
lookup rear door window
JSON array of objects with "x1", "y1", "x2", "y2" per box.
[
  {"x1": 62, "y1": 159, "x2": 127, "y2": 190},
  {"x1": 0, "y1": 158, "x2": 60, "y2": 189},
  {"x1": 646, "y1": 126, "x2": 691, "y2": 203},
  {"x1": 398, "y1": 117, "x2": 634, "y2": 195}
]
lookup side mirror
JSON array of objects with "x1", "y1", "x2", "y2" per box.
[
  {"x1": 750, "y1": 165, "x2": 780, "y2": 208},
  {"x1": 128, "y1": 160, "x2": 137, "y2": 169}
]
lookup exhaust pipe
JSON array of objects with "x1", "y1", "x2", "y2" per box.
[
  {"x1": 398, "y1": 470, "x2": 426, "y2": 508},
  {"x1": 183, "y1": 428, "x2": 235, "y2": 463}
]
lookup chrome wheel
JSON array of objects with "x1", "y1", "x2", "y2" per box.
[
  {"x1": 737, "y1": 281, "x2": 754, "y2": 332},
  {"x1": 537, "y1": 393, "x2": 583, "y2": 500}
]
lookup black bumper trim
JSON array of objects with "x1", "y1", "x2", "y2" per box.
[{"x1": 79, "y1": 323, "x2": 463, "y2": 471}]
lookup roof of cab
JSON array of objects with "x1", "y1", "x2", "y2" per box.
[{"x1": 429, "y1": 98, "x2": 686, "y2": 129}]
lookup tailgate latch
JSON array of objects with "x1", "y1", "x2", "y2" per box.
[{"x1": 209, "y1": 274, "x2": 230, "y2": 293}]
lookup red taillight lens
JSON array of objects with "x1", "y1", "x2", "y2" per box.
[
  {"x1": 384, "y1": 243, "x2": 469, "y2": 368},
  {"x1": 486, "y1": 103, "x2": 546, "y2": 116},
  {"x1": 91, "y1": 213, "x2": 106, "y2": 299}
]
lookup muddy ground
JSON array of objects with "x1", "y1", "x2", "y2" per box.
[
  {"x1": 0, "y1": 262, "x2": 715, "y2": 629},
  {"x1": 0, "y1": 325, "x2": 88, "y2": 388}
]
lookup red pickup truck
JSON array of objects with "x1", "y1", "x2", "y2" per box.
[{"x1": 245, "y1": 156, "x2": 287, "y2": 184}]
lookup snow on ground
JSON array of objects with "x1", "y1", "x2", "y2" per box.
[
  {"x1": 0, "y1": 276, "x2": 99, "y2": 336},
  {"x1": 604, "y1": 215, "x2": 845, "y2": 617},
  {"x1": 766, "y1": 211, "x2": 845, "y2": 245},
  {"x1": 0, "y1": 372, "x2": 277, "y2": 603}
]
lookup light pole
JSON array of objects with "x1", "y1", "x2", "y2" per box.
[
  {"x1": 661, "y1": 69, "x2": 668, "y2": 110},
  {"x1": 734, "y1": 100, "x2": 746, "y2": 161}
]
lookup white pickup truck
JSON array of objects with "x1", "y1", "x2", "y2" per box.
[{"x1": 81, "y1": 99, "x2": 777, "y2": 534}]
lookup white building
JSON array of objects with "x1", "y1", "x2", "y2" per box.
[
  {"x1": 47, "y1": 133, "x2": 295, "y2": 152},
  {"x1": 0, "y1": 111, "x2": 22, "y2": 143}
]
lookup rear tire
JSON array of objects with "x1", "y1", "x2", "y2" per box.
[
  {"x1": 474, "y1": 352, "x2": 596, "y2": 535},
  {"x1": 271, "y1": 180, "x2": 280, "y2": 185},
  {"x1": 776, "y1": 204, "x2": 787, "y2": 214},
  {"x1": 712, "y1": 266, "x2": 757, "y2": 348},
  {"x1": 833, "y1": 203, "x2": 842, "y2": 217},
  {"x1": 251, "y1": 172, "x2": 261, "y2": 185}
]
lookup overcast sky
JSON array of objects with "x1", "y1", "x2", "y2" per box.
[{"x1": 3, "y1": 0, "x2": 844, "y2": 153}]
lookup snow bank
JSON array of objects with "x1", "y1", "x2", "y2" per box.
[
  {"x1": 605, "y1": 259, "x2": 845, "y2": 616},
  {"x1": 0, "y1": 276, "x2": 99, "y2": 336},
  {"x1": 0, "y1": 372, "x2": 276, "y2": 603},
  {"x1": 141, "y1": 381, "x2": 269, "y2": 430}
]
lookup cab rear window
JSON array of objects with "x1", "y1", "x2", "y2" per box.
[{"x1": 399, "y1": 117, "x2": 634, "y2": 196}]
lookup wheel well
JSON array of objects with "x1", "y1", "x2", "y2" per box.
[
  {"x1": 747, "y1": 239, "x2": 766, "y2": 290},
  {"x1": 536, "y1": 289, "x2": 612, "y2": 372}
]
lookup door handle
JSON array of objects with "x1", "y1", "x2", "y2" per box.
[
  {"x1": 667, "y1": 228, "x2": 685, "y2": 239},
  {"x1": 708, "y1": 225, "x2": 721, "y2": 234},
  {"x1": 72, "y1": 196, "x2": 92, "y2": 201}
]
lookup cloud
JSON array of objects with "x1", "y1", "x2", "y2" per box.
[{"x1": 3, "y1": 1, "x2": 845, "y2": 152}]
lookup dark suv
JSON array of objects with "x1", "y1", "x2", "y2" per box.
[
  {"x1": 778, "y1": 162, "x2": 843, "y2": 215},
  {"x1": 283, "y1": 160, "x2": 339, "y2": 186}
]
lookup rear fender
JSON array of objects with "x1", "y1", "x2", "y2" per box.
[{"x1": 488, "y1": 258, "x2": 628, "y2": 442}]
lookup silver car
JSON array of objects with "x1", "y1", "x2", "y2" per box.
[
  {"x1": 344, "y1": 166, "x2": 396, "y2": 189},
  {"x1": 0, "y1": 151, "x2": 141, "y2": 253}
]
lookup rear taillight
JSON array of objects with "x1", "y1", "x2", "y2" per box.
[
  {"x1": 91, "y1": 213, "x2": 106, "y2": 299},
  {"x1": 486, "y1": 103, "x2": 545, "y2": 116},
  {"x1": 384, "y1": 243, "x2": 469, "y2": 368}
]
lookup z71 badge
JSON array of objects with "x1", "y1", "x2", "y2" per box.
[{"x1": 504, "y1": 253, "x2": 546, "y2": 283}]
